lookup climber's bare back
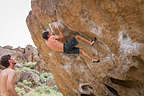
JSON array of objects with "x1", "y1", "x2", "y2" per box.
[
  {"x1": 45, "y1": 35, "x2": 64, "y2": 52},
  {"x1": 0, "y1": 68, "x2": 16, "y2": 96}
]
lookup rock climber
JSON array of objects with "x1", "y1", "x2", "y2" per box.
[
  {"x1": 42, "y1": 24, "x2": 98, "y2": 63},
  {"x1": 0, "y1": 55, "x2": 18, "y2": 96}
]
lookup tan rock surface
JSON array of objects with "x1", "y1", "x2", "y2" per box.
[{"x1": 26, "y1": 0, "x2": 144, "y2": 96}]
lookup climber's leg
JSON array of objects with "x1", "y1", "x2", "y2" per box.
[
  {"x1": 80, "y1": 48, "x2": 99, "y2": 63},
  {"x1": 75, "y1": 35, "x2": 96, "y2": 46},
  {"x1": 80, "y1": 48, "x2": 91, "y2": 60}
]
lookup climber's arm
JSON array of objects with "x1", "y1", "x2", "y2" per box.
[
  {"x1": 52, "y1": 24, "x2": 64, "y2": 39},
  {"x1": 57, "y1": 25, "x2": 64, "y2": 39}
]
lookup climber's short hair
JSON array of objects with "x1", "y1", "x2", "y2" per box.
[
  {"x1": 0, "y1": 54, "x2": 11, "y2": 68},
  {"x1": 42, "y1": 31, "x2": 50, "y2": 40}
]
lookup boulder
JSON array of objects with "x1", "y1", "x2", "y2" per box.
[
  {"x1": 3, "y1": 45, "x2": 13, "y2": 50},
  {"x1": 15, "y1": 47, "x2": 25, "y2": 53},
  {"x1": 0, "y1": 47, "x2": 16, "y2": 57},
  {"x1": 34, "y1": 60, "x2": 49, "y2": 72},
  {"x1": 18, "y1": 71, "x2": 40, "y2": 86},
  {"x1": 23, "y1": 45, "x2": 42, "y2": 62},
  {"x1": 25, "y1": 0, "x2": 144, "y2": 96}
]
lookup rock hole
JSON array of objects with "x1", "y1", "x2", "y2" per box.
[
  {"x1": 104, "y1": 83, "x2": 119, "y2": 96},
  {"x1": 129, "y1": 66, "x2": 137, "y2": 72},
  {"x1": 81, "y1": 84, "x2": 93, "y2": 92},
  {"x1": 109, "y1": 77, "x2": 135, "y2": 88},
  {"x1": 132, "y1": 55, "x2": 144, "y2": 65},
  {"x1": 122, "y1": 33, "x2": 128, "y2": 40},
  {"x1": 80, "y1": 94, "x2": 89, "y2": 96},
  {"x1": 129, "y1": 26, "x2": 132, "y2": 30},
  {"x1": 61, "y1": 62, "x2": 66, "y2": 66},
  {"x1": 80, "y1": 94, "x2": 95, "y2": 96},
  {"x1": 79, "y1": 83, "x2": 94, "y2": 95}
]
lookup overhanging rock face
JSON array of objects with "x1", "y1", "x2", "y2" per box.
[{"x1": 26, "y1": 0, "x2": 144, "y2": 96}]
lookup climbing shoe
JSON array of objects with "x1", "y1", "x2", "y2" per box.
[
  {"x1": 92, "y1": 58, "x2": 100, "y2": 63},
  {"x1": 91, "y1": 37, "x2": 97, "y2": 46}
]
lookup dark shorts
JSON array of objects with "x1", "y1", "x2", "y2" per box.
[{"x1": 64, "y1": 37, "x2": 80, "y2": 54}]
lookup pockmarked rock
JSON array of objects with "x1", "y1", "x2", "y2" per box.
[{"x1": 26, "y1": 0, "x2": 144, "y2": 96}]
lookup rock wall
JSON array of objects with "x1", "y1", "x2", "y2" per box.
[{"x1": 26, "y1": 0, "x2": 144, "y2": 96}]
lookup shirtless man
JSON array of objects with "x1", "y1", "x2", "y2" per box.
[
  {"x1": 0, "y1": 55, "x2": 18, "y2": 96},
  {"x1": 42, "y1": 25, "x2": 98, "y2": 62}
]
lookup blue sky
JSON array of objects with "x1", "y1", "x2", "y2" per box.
[{"x1": 0, "y1": 0, "x2": 35, "y2": 48}]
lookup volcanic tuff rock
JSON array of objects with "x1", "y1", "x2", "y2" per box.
[{"x1": 26, "y1": 0, "x2": 144, "y2": 96}]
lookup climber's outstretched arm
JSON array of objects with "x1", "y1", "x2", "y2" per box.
[
  {"x1": 52, "y1": 24, "x2": 64, "y2": 39},
  {"x1": 57, "y1": 24, "x2": 64, "y2": 39}
]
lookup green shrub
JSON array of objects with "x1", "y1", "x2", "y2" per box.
[
  {"x1": 23, "y1": 80, "x2": 33, "y2": 88},
  {"x1": 16, "y1": 62, "x2": 63, "y2": 96},
  {"x1": 40, "y1": 72, "x2": 53, "y2": 83},
  {"x1": 24, "y1": 85, "x2": 63, "y2": 96},
  {"x1": 15, "y1": 87, "x2": 26, "y2": 96},
  {"x1": 24, "y1": 62, "x2": 37, "y2": 69}
]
